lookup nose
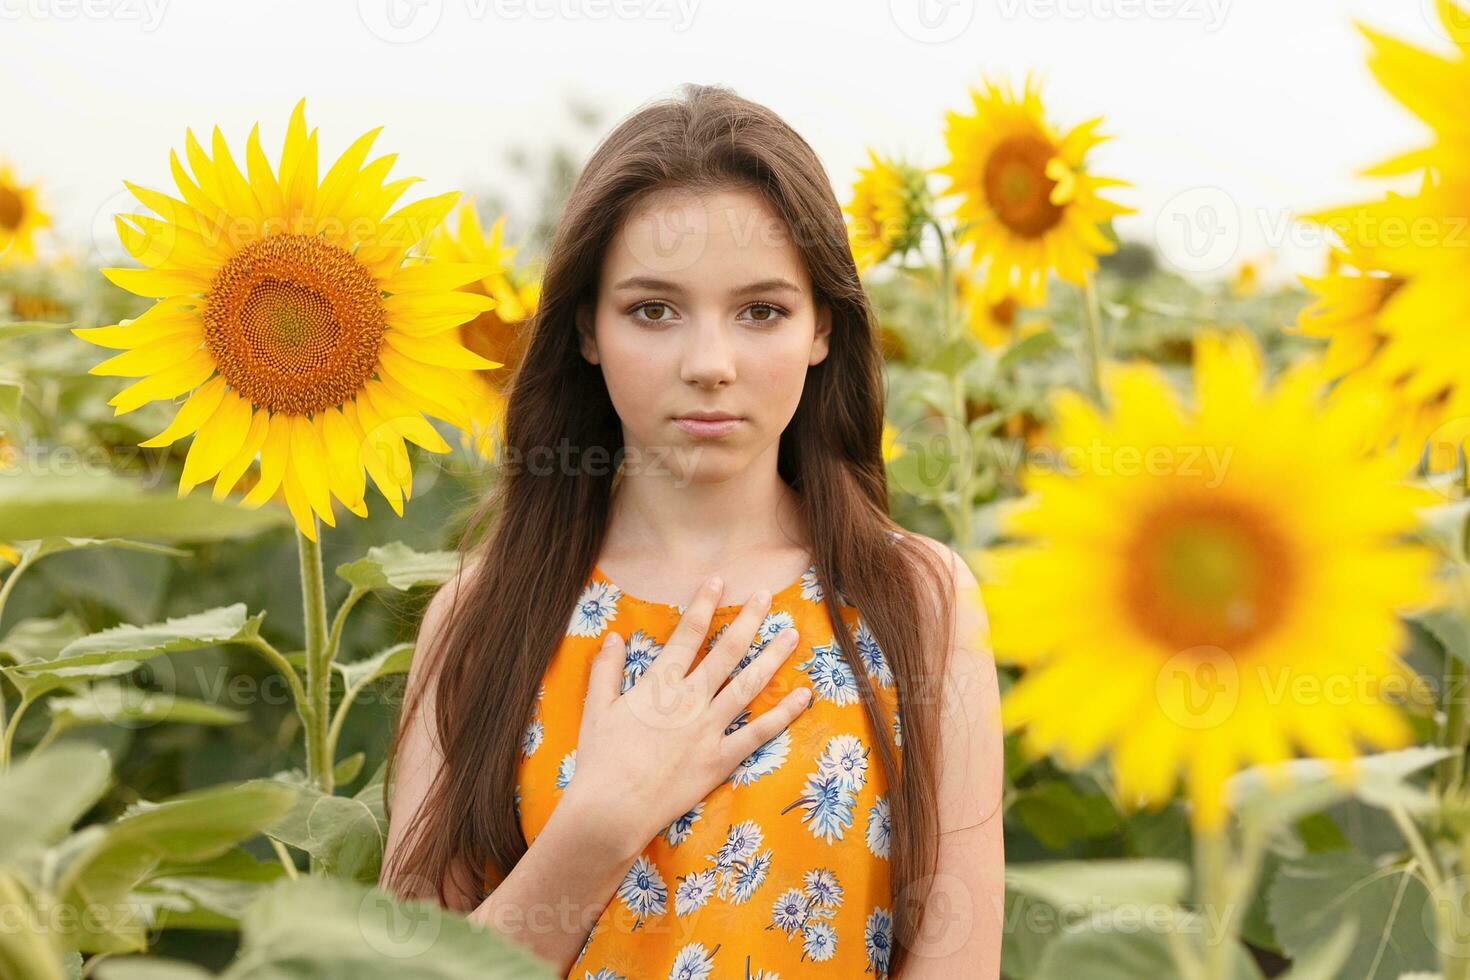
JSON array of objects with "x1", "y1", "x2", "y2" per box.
[{"x1": 678, "y1": 313, "x2": 737, "y2": 387}]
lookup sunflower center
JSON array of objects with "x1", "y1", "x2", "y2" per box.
[
  {"x1": 983, "y1": 134, "x2": 1064, "y2": 238},
  {"x1": 0, "y1": 184, "x2": 24, "y2": 232},
  {"x1": 203, "y1": 234, "x2": 385, "y2": 415},
  {"x1": 1125, "y1": 497, "x2": 1293, "y2": 654}
]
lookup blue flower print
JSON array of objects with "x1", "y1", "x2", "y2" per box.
[
  {"x1": 570, "y1": 580, "x2": 621, "y2": 637},
  {"x1": 583, "y1": 970, "x2": 623, "y2": 980},
  {"x1": 669, "y1": 941, "x2": 719, "y2": 979},
  {"x1": 798, "y1": 564, "x2": 825, "y2": 603},
  {"x1": 865, "y1": 906, "x2": 894, "y2": 975},
  {"x1": 818, "y1": 733, "x2": 870, "y2": 794},
  {"x1": 621, "y1": 629, "x2": 664, "y2": 693},
  {"x1": 784, "y1": 735, "x2": 868, "y2": 843},
  {"x1": 794, "y1": 639, "x2": 860, "y2": 706},
  {"x1": 555, "y1": 749, "x2": 577, "y2": 789},
  {"x1": 801, "y1": 919, "x2": 837, "y2": 961},
  {"x1": 866, "y1": 795, "x2": 891, "y2": 859},
  {"x1": 663, "y1": 802, "x2": 704, "y2": 847},
  {"x1": 674, "y1": 867, "x2": 717, "y2": 916},
  {"x1": 853, "y1": 619, "x2": 892, "y2": 687},
  {"x1": 723, "y1": 708, "x2": 791, "y2": 787},
  {"x1": 803, "y1": 868, "x2": 844, "y2": 908},
  {"x1": 729, "y1": 848, "x2": 772, "y2": 903},
  {"x1": 616, "y1": 854, "x2": 667, "y2": 930},
  {"x1": 784, "y1": 770, "x2": 854, "y2": 843},
  {"x1": 521, "y1": 718, "x2": 543, "y2": 757}
]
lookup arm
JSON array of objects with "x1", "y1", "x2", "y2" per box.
[
  {"x1": 900, "y1": 537, "x2": 1006, "y2": 978},
  {"x1": 380, "y1": 567, "x2": 644, "y2": 974}
]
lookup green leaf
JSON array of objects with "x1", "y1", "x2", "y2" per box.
[
  {"x1": 336, "y1": 642, "x2": 414, "y2": 691},
  {"x1": 1269, "y1": 850, "x2": 1438, "y2": 980},
  {"x1": 95, "y1": 958, "x2": 215, "y2": 980},
  {"x1": 0, "y1": 615, "x2": 87, "y2": 667},
  {"x1": 52, "y1": 781, "x2": 298, "y2": 954},
  {"x1": 0, "y1": 743, "x2": 112, "y2": 864},
  {"x1": 1010, "y1": 780, "x2": 1120, "y2": 849},
  {"x1": 1005, "y1": 858, "x2": 1189, "y2": 908},
  {"x1": 15, "y1": 537, "x2": 190, "y2": 565},
  {"x1": 923, "y1": 334, "x2": 980, "y2": 375},
  {"x1": 225, "y1": 875, "x2": 558, "y2": 978},
  {"x1": 45, "y1": 685, "x2": 247, "y2": 734},
  {"x1": 255, "y1": 775, "x2": 386, "y2": 883},
  {"x1": 998, "y1": 327, "x2": 1060, "y2": 371},
  {"x1": 1275, "y1": 917, "x2": 1357, "y2": 980},
  {"x1": 1229, "y1": 746, "x2": 1451, "y2": 830},
  {"x1": 0, "y1": 870, "x2": 69, "y2": 980},
  {"x1": 332, "y1": 752, "x2": 366, "y2": 786},
  {"x1": 1031, "y1": 907, "x2": 1262, "y2": 980},
  {"x1": 337, "y1": 542, "x2": 461, "y2": 592},
  {"x1": 0, "y1": 321, "x2": 75, "y2": 341},
  {"x1": 0, "y1": 472, "x2": 291, "y2": 542},
  {"x1": 0, "y1": 378, "x2": 19, "y2": 417},
  {"x1": 13, "y1": 604, "x2": 265, "y2": 674},
  {"x1": 1414, "y1": 608, "x2": 1470, "y2": 668}
]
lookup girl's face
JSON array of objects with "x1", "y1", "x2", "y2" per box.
[{"x1": 582, "y1": 184, "x2": 831, "y2": 481}]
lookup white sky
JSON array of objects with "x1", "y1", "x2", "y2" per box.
[{"x1": 0, "y1": 0, "x2": 1445, "y2": 282}]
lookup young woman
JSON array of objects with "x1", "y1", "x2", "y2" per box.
[{"x1": 380, "y1": 83, "x2": 1004, "y2": 979}]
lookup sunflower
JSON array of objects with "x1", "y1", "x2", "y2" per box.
[
  {"x1": 981, "y1": 331, "x2": 1437, "y2": 830},
  {"x1": 935, "y1": 76, "x2": 1132, "y2": 306},
  {"x1": 0, "y1": 161, "x2": 51, "y2": 265},
  {"x1": 1298, "y1": 1, "x2": 1470, "y2": 472},
  {"x1": 952, "y1": 265, "x2": 1044, "y2": 350},
  {"x1": 73, "y1": 100, "x2": 502, "y2": 541},
  {"x1": 427, "y1": 201, "x2": 538, "y2": 459},
  {"x1": 1290, "y1": 231, "x2": 1449, "y2": 470},
  {"x1": 881, "y1": 421, "x2": 903, "y2": 463},
  {"x1": 1353, "y1": 0, "x2": 1470, "y2": 175},
  {"x1": 844, "y1": 149, "x2": 930, "y2": 274}
]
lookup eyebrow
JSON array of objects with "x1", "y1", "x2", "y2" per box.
[{"x1": 611, "y1": 275, "x2": 803, "y2": 297}]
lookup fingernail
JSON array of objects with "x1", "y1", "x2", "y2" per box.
[
  {"x1": 708, "y1": 576, "x2": 723, "y2": 592},
  {"x1": 797, "y1": 688, "x2": 812, "y2": 706}
]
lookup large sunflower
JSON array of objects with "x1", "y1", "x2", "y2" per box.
[
  {"x1": 427, "y1": 201, "x2": 539, "y2": 459},
  {"x1": 935, "y1": 76, "x2": 1132, "y2": 306},
  {"x1": 981, "y1": 331, "x2": 1437, "y2": 830},
  {"x1": 0, "y1": 161, "x2": 51, "y2": 265},
  {"x1": 74, "y1": 101, "x2": 502, "y2": 541},
  {"x1": 844, "y1": 149, "x2": 930, "y2": 274},
  {"x1": 1300, "y1": 2, "x2": 1470, "y2": 471}
]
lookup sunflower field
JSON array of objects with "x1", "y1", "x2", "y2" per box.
[{"x1": 4, "y1": 4, "x2": 1470, "y2": 979}]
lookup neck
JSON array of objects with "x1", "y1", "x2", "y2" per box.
[{"x1": 602, "y1": 448, "x2": 806, "y2": 566}]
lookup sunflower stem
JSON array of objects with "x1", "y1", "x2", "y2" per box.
[
  {"x1": 1079, "y1": 274, "x2": 1107, "y2": 407},
  {"x1": 297, "y1": 522, "x2": 334, "y2": 806},
  {"x1": 931, "y1": 219, "x2": 974, "y2": 551},
  {"x1": 1192, "y1": 821, "x2": 1238, "y2": 980}
]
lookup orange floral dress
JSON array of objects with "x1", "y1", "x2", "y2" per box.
[{"x1": 486, "y1": 560, "x2": 902, "y2": 979}]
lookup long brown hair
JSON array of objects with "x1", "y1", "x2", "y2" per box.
[{"x1": 381, "y1": 81, "x2": 957, "y2": 974}]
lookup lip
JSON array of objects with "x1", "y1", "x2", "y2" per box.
[{"x1": 673, "y1": 416, "x2": 743, "y2": 438}]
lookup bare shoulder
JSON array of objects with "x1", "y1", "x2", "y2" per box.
[{"x1": 899, "y1": 537, "x2": 993, "y2": 652}]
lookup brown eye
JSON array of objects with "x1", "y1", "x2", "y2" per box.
[
  {"x1": 634, "y1": 302, "x2": 672, "y2": 322},
  {"x1": 744, "y1": 303, "x2": 785, "y2": 324}
]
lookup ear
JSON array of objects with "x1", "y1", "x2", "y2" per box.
[
  {"x1": 577, "y1": 304, "x2": 599, "y2": 364},
  {"x1": 810, "y1": 301, "x2": 832, "y2": 365}
]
